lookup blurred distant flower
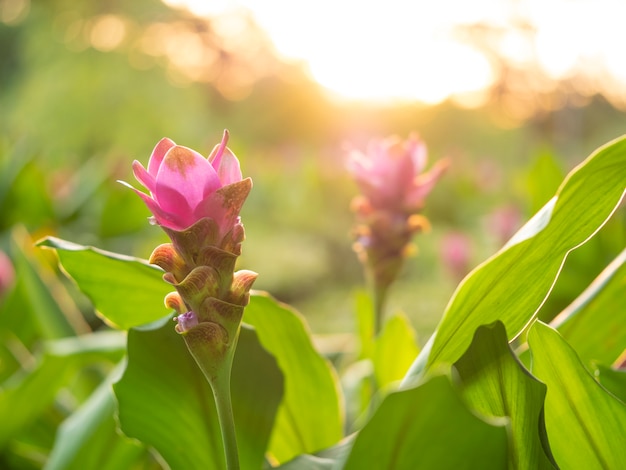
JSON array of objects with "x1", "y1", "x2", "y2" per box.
[
  {"x1": 124, "y1": 130, "x2": 251, "y2": 241},
  {"x1": 347, "y1": 134, "x2": 447, "y2": 330},
  {"x1": 440, "y1": 232, "x2": 472, "y2": 282},
  {"x1": 0, "y1": 250, "x2": 15, "y2": 299},
  {"x1": 347, "y1": 134, "x2": 447, "y2": 212},
  {"x1": 485, "y1": 204, "x2": 522, "y2": 246}
]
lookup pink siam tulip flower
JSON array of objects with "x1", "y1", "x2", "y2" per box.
[
  {"x1": 347, "y1": 134, "x2": 447, "y2": 332},
  {"x1": 122, "y1": 130, "x2": 250, "y2": 239},
  {"x1": 347, "y1": 134, "x2": 447, "y2": 213},
  {"x1": 440, "y1": 232, "x2": 472, "y2": 282}
]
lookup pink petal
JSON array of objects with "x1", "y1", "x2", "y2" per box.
[
  {"x1": 208, "y1": 130, "x2": 229, "y2": 171},
  {"x1": 122, "y1": 182, "x2": 186, "y2": 230},
  {"x1": 155, "y1": 145, "x2": 221, "y2": 214},
  {"x1": 215, "y1": 148, "x2": 242, "y2": 185},
  {"x1": 148, "y1": 138, "x2": 176, "y2": 176},
  {"x1": 132, "y1": 160, "x2": 155, "y2": 193},
  {"x1": 406, "y1": 135, "x2": 428, "y2": 173},
  {"x1": 194, "y1": 179, "x2": 252, "y2": 237},
  {"x1": 152, "y1": 184, "x2": 196, "y2": 229},
  {"x1": 405, "y1": 159, "x2": 448, "y2": 208}
]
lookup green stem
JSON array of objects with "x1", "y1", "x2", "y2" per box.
[
  {"x1": 183, "y1": 329, "x2": 240, "y2": 470},
  {"x1": 372, "y1": 284, "x2": 387, "y2": 336},
  {"x1": 210, "y1": 370, "x2": 239, "y2": 470}
]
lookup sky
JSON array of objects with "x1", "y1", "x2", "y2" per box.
[{"x1": 163, "y1": 0, "x2": 626, "y2": 105}]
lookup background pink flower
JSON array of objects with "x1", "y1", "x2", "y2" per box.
[{"x1": 347, "y1": 134, "x2": 447, "y2": 212}]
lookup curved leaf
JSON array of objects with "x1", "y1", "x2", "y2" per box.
[
  {"x1": 244, "y1": 293, "x2": 344, "y2": 464},
  {"x1": 373, "y1": 312, "x2": 419, "y2": 388},
  {"x1": 0, "y1": 331, "x2": 125, "y2": 449},
  {"x1": 528, "y1": 321, "x2": 626, "y2": 469},
  {"x1": 113, "y1": 318, "x2": 283, "y2": 470},
  {"x1": 595, "y1": 365, "x2": 626, "y2": 403},
  {"x1": 343, "y1": 374, "x2": 508, "y2": 469},
  {"x1": 405, "y1": 136, "x2": 626, "y2": 379},
  {"x1": 45, "y1": 363, "x2": 146, "y2": 470},
  {"x1": 551, "y1": 247, "x2": 626, "y2": 368},
  {"x1": 38, "y1": 237, "x2": 171, "y2": 329},
  {"x1": 454, "y1": 322, "x2": 556, "y2": 469}
]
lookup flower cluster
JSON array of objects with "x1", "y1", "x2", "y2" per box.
[
  {"x1": 347, "y1": 134, "x2": 447, "y2": 304},
  {"x1": 124, "y1": 131, "x2": 256, "y2": 374}
]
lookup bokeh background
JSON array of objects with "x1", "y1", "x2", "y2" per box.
[{"x1": 1, "y1": 0, "x2": 625, "y2": 342}]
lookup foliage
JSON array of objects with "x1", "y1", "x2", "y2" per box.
[
  {"x1": 1, "y1": 4, "x2": 625, "y2": 468},
  {"x1": 1, "y1": 133, "x2": 624, "y2": 468}
]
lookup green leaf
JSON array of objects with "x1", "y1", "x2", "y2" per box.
[
  {"x1": 354, "y1": 290, "x2": 375, "y2": 360},
  {"x1": 528, "y1": 321, "x2": 626, "y2": 469},
  {"x1": 0, "y1": 331, "x2": 125, "y2": 448},
  {"x1": 113, "y1": 317, "x2": 283, "y2": 470},
  {"x1": 45, "y1": 363, "x2": 146, "y2": 470},
  {"x1": 454, "y1": 322, "x2": 556, "y2": 469},
  {"x1": 551, "y1": 247, "x2": 626, "y2": 368},
  {"x1": 373, "y1": 312, "x2": 419, "y2": 388},
  {"x1": 275, "y1": 439, "x2": 354, "y2": 469},
  {"x1": 406, "y1": 136, "x2": 626, "y2": 378},
  {"x1": 12, "y1": 228, "x2": 81, "y2": 339},
  {"x1": 595, "y1": 365, "x2": 626, "y2": 403},
  {"x1": 38, "y1": 236, "x2": 171, "y2": 329},
  {"x1": 244, "y1": 293, "x2": 344, "y2": 464},
  {"x1": 343, "y1": 374, "x2": 508, "y2": 469}
]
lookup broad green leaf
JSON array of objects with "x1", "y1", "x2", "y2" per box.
[
  {"x1": 528, "y1": 321, "x2": 626, "y2": 469},
  {"x1": 454, "y1": 322, "x2": 556, "y2": 469},
  {"x1": 551, "y1": 247, "x2": 626, "y2": 368},
  {"x1": 45, "y1": 363, "x2": 146, "y2": 470},
  {"x1": 244, "y1": 293, "x2": 344, "y2": 464},
  {"x1": 354, "y1": 290, "x2": 375, "y2": 360},
  {"x1": 595, "y1": 365, "x2": 626, "y2": 403},
  {"x1": 407, "y1": 136, "x2": 626, "y2": 377},
  {"x1": 0, "y1": 331, "x2": 125, "y2": 448},
  {"x1": 343, "y1": 374, "x2": 508, "y2": 469},
  {"x1": 275, "y1": 438, "x2": 354, "y2": 470},
  {"x1": 113, "y1": 317, "x2": 283, "y2": 470},
  {"x1": 373, "y1": 312, "x2": 419, "y2": 388},
  {"x1": 38, "y1": 236, "x2": 171, "y2": 329}
]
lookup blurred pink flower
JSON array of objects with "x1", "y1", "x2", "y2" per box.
[
  {"x1": 0, "y1": 250, "x2": 15, "y2": 299},
  {"x1": 346, "y1": 134, "x2": 447, "y2": 212},
  {"x1": 440, "y1": 232, "x2": 472, "y2": 282},
  {"x1": 123, "y1": 130, "x2": 250, "y2": 237},
  {"x1": 485, "y1": 204, "x2": 522, "y2": 246}
]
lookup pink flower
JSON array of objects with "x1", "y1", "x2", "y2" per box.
[
  {"x1": 0, "y1": 250, "x2": 15, "y2": 299},
  {"x1": 347, "y1": 134, "x2": 447, "y2": 211},
  {"x1": 122, "y1": 130, "x2": 251, "y2": 237}
]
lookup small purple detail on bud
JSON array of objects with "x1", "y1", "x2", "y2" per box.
[{"x1": 174, "y1": 311, "x2": 199, "y2": 334}]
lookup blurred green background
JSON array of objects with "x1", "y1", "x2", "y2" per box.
[
  {"x1": 1, "y1": 0, "x2": 625, "y2": 341},
  {"x1": 1, "y1": 1, "x2": 625, "y2": 468}
]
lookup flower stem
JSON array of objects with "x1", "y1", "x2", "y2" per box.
[
  {"x1": 372, "y1": 284, "x2": 387, "y2": 336},
  {"x1": 184, "y1": 332, "x2": 240, "y2": 470},
  {"x1": 210, "y1": 370, "x2": 240, "y2": 470}
]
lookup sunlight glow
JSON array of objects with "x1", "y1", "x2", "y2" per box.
[{"x1": 163, "y1": 0, "x2": 626, "y2": 105}]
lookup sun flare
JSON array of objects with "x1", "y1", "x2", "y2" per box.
[{"x1": 163, "y1": 0, "x2": 626, "y2": 106}]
